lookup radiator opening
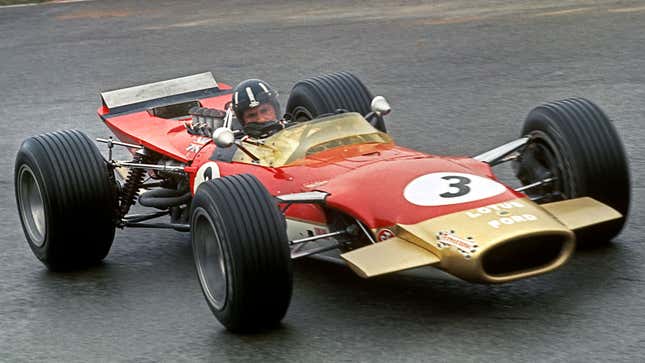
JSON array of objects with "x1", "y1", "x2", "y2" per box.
[{"x1": 482, "y1": 235, "x2": 567, "y2": 277}]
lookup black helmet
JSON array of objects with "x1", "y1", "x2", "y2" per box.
[{"x1": 231, "y1": 79, "x2": 280, "y2": 125}]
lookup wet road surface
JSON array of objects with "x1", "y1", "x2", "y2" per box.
[{"x1": 1, "y1": 1, "x2": 644, "y2": 361}]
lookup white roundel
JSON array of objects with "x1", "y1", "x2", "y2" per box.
[
  {"x1": 193, "y1": 162, "x2": 221, "y2": 193},
  {"x1": 403, "y1": 172, "x2": 507, "y2": 206}
]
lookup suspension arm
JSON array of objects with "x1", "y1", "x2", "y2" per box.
[{"x1": 473, "y1": 138, "x2": 529, "y2": 166}]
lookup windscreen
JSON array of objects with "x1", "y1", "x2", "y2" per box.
[{"x1": 231, "y1": 112, "x2": 393, "y2": 167}]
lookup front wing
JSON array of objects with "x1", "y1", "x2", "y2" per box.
[{"x1": 341, "y1": 197, "x2": 621, "y2": 282}]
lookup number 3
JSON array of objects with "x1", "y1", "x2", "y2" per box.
[
  {"x1": 440, "y1": 176, "x2": 471, "y2": 198},
  {"x1": 403, "y1": 172, "x2": 507, "y2": 206}
]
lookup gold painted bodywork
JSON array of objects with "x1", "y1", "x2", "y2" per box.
[
  {"x1": 341, "y1": 197, "x2": 622, "y2": 283},
  {"x1": 231, "y1": 113, "x2": 392, "y2": 167},
  {"x1": 341, "y1": 237, "x2": 440, "y2": 278},
  {"x1": 540, "y1": 197, "x2": 622, "y2": 230}
]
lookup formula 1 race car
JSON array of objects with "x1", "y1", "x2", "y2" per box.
[{"x1": 14, "y1": 72, "x2": 630, "y2": 332}]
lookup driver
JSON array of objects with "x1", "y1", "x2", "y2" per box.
[{"x1": 231, "y1": 79, "x2": 287, "y2": 139}]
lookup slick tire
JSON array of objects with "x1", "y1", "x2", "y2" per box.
[
  {"x1": 516, "y1": 98, "x2": 630, "y2": 245},
  {"x1": 14, "y1": 129, "x2": 118, "y2": 270},
  {"x1": 286, "y1": 71, "x2": 386, "y2": 132},
  {"x1": 191, "y1": 174, "x2": 292, "y2": 332}
]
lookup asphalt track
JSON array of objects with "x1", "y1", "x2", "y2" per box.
[{"x1": 1, "y1": 0, "x2": 644, "y2": 361}]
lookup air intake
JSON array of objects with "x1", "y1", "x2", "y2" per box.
[{"x1": 482, "y1": 234, "x2": 569, "y2": 277}]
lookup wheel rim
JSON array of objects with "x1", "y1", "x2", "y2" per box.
[
  {"x1": 17, "y1": 165, "x2": 46, "y2": 247},
  {"x1": 515, "y1": 131, "x2": 569, "y2": 202},
  {"x1": 192, "y1": 209, "x2": 228, "y2": 310}
]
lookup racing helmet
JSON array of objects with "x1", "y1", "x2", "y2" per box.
[{"x1": 231, "y1": 79, "x2": 280, "y2": 125}]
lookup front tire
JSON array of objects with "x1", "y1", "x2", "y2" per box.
[
  {"x1": 515, "y1": 98, "x2": 630, "y2": 244},
  {"x1": 191, "y1": 174, "x2": 292, "y2": 332},
  {"x1": 14, "y1": 129, "x2": 118, "y2": 270}
]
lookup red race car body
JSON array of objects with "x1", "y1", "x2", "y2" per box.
[
  {"x1": 14, "y1": 71, "x2": 628, "y2": 331},
  {"x1": 95, "y1": 72, "x2": 623, "y2": 283}
]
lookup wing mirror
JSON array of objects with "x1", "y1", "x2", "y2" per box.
[
  {"x1": 212, "y1": 127, "x2": 235, "y2": 148},
  {"x1": 370, "y1": 96, "x2": 391, "y2": 116}
]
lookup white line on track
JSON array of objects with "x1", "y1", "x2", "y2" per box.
[
  {"x1": 0, "y1": 0, "x2": 91, "y2": 9},
  {"x1": 0, "y1": 2, "x2": 38, "y2": 7}
]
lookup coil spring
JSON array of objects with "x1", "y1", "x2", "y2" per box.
[{"x1": 119, "y1": 152, "x2": 147, "y2": 218}]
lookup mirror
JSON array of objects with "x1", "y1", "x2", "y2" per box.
[
  {"x1": 370, "y1": 96, "x2": 391, "y2": 116},
  {"x1": 212, "y1": 127, "x2": 235, "y2": 148}
]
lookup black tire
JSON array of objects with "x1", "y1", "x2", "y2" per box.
[
  {"x1": 515, "y1": 98, "x2": 630, "y2": 244},
  {"x1": 286, "y1": 71, "x2": 387, "y2": 132},
  {"x1": 14, "y1": 129, "x2": 118, "y2": 270},
  {"x1": 191, "y1": 174, "x2": 292, "y2": 332}
]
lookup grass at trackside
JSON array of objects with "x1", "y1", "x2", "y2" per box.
[{"x1": 0, "y1": 0, "x2": 47, "y2": 5}]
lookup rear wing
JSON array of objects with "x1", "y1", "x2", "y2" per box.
[{"x1": 100, "y1": 72, "x2": 227, "y2": 115}]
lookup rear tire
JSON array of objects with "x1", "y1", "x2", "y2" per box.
[
  {"x1": 286, "y1": 71, "x2": 386, "y2": 132},
  {"x1": 14, "y1": 129, "x2": 118, "y2": 270},
  {"x1": 191, "y1": 174, "x2": 292, "y2": 332},
  {"x1": 515, "y1": 98, "x2": 630, "y2": 245}
]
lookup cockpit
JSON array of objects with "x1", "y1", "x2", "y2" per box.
[{"x1": 229, "y1": 113, "x2": 393, "y2": 167}]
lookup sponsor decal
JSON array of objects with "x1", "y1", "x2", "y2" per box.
[
  {"x1": 435, "y1": 230, "x2": 478, "y2": 259},
  {"x1": 376, "y1": 228, "x2": 395, "y2": 241},
  {"x1": 488, "y1": 214, "x2": 538, "y2": 229},
  {"x1": 186, "y1": 143, "x2": 201, "y2": 153},
  {"x1": 186, "y1": 137, "x2": 211, "y2": 153},
  {"x1": 465, "y1": 201, "x2": 526, "y2": 218},
  {"x1": 464, "y1": 201, "x2": 538, "y2": 228},
  {"x1": 403, "y1": 172, "x2": 507, "y2": 206},
  {"x1": 194, "y1": 136, "x2": 211, "y2": 145}
]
